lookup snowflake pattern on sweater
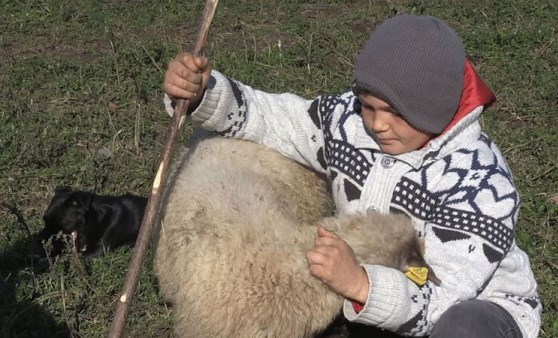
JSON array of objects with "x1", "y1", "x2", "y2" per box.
[{"x1": 166, "y1": 70, "x2": 541, "y2": 337}]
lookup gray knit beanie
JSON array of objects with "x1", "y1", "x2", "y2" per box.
[{"x1": 353, "y1": 15, "x2": 465, "y2": 134}]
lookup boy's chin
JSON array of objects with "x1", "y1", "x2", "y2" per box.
[
  {"x1": 378, "y1": 142, "x2": 424, "y2": 155},
  {"x1": 379, "y1": 145, "x2": 404, "y2": 155}
]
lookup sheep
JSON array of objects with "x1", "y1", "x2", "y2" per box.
[{"x1": 153, "y1": 131, "x2": 436, "y2": 338}]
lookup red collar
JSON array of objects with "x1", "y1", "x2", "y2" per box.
[{"x1": 439, "y1": 60, "x2": 497, "y2": 134}]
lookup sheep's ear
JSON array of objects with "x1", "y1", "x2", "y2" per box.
[
  {"x1": 54, "y1": 186, "x2": 72, "y2": 194},
  {"x1": 418, "y1": 238, "x2": 426, "y2": 255},
  {"x1": 403, "y1": 239, "x2": 442, "y2": 286},
  {"x1": 427, "y1": 267, "x2": 442, "y2": 286}
]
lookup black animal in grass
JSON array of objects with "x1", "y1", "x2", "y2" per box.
[{"x1": 38, "y1": 186, "x2": 148, "y2": 259}]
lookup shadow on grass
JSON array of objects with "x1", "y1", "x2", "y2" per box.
[
  {"x1": 0, "y1": 204, "x2": 73, "y2": 338},
  {"x1": 0, "y1": 246, "x2": 72, "y2": 338}
]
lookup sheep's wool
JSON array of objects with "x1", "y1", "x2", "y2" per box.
[{"x1": 153, "y1": 133, "x2": 422, "y2": 338}]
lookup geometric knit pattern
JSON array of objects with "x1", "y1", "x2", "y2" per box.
[
  {"x1": 327, "y1": 140, "x2": 371, "y2": 187},
  {"x1": 216, "y1": 78, "x2": 247, "y2": 138},
  {"x1": 393, "y1": 144, "x2": 520, "y2": 260},
  {"x1": 309, "y1": 94, "x2": 372, "y2": 204},
  {"x1": 392, "y1": 175, "x2": 515, "y2": 260},
  {"x1": 396, "y1": 283, "x2": 434, "y2": 335}
]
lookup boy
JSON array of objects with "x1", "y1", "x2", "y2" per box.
[{"x1": 163, "y1": 14, "x2": 541, "y2": 337}]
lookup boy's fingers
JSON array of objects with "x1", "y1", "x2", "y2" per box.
[
  {"x1": 314, "y1": 236, "x2": 338, "y2": 248},
  {"x1": 168, "y1": 61, "x2": 202, "y2": 83},
  {"x1": 308, "y1": 264, "x2": 325, "y2": 279},
  {"x1": 308, "y1": 244, "x2": 333, "y2": 257},
  {"x1": 175, "y1": 53, "x2": 203, "y2": 73},
  {"x1": 165, "y1": 75, "x2": 197, "y2": 93},
  {"x1": 306, "y1": 249, "x2": 325, "y2": 265},
  {"x1": 193, "y1": 56, "x2": 209, "y2": 71},
  {"x1": 164, "y1": 83, "x2": 197, "y2": 101},
  {"x1": 179, "y1": 71, "x2": 203, "y2": 86},
  {"x1": 317, "y1": 225, "x2": 340, "y2": 239}
]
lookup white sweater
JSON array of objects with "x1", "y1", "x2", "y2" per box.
[{"x1": 164, "y1": 70, "x2": 541, "y2": 337}]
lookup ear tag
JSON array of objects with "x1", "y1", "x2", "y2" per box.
[{"x1": 405, "y1": 267, "x2": 428, "y2": 286}]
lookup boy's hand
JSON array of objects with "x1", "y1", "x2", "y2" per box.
[
  {"x1": 306, "y1": 226, "x2": 370, "y2": 304},
  {"x1": 164, "y1": 52, "x2": 212, "y2": 105}
]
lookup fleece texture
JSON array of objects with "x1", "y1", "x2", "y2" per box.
[{"x1": 154, "y1": 133, "x2": 430, "y2": 338}]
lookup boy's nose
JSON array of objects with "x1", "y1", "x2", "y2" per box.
[{"x1": 370, "y1": 110, "x2": 390, "y2": 133}]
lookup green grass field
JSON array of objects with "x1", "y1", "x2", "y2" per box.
[{"x1": 1, "y1": 0, "x2": 556, "y2": 337}]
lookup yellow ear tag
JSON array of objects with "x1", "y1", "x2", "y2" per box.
[{"x1": 405, "y1": 267, "x2": 428, "y2": 286}]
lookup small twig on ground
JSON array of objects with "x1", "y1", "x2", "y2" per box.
[
  {"x1": 134, "y1": 103, "x2": 141, "y2": 156},
  {"x1": 531, "y1": 165, "x2": 557, "y2": 181},
  {"x1": 140, "y1": 44, "x2": 164, "y2": 73},
  {"x1": 502, "y1": 136, "x2": 545, "y2": 155}
]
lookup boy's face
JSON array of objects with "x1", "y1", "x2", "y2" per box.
[{"x1": 359, "y1": 94, "x2": 435, "y2": 155}]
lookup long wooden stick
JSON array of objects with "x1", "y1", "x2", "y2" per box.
[{"x1": 108, "y1": 1, "x2": 219, "y2": 337}]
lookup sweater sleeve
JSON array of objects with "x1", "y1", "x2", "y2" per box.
[
  {"x1": 165, "y1": 70, "x2": 336, "y2": 174},
  {"x1": 343, "y1": 145, "x2": 521, "y2": 336}
]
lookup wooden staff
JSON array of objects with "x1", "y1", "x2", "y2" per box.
[{"x1": 108, "y1": 1, "x2": 219, "y2": 337}]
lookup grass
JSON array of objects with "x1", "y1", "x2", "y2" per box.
[{"x1": 1, "y1": 0, "x2": 556, "y2": 337}]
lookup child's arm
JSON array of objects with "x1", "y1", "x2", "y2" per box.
[
  {"x1": 165, "y1": 69, "x2": 344, "y2": 174},
  {"x1": 341, "y1": 146, "x2": 540, "y2": 336}
]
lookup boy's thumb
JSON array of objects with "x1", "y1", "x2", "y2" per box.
[
  {"x1": 195, "y1": 56, "x2": 209, "y2": 71},
  {"x1": 317, "y1": 225, "x2": 338, "y2": 239}
]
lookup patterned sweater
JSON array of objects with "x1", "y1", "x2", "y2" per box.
[{"x1": 164, "y1": 66, "x2": 541, "y2": 337}]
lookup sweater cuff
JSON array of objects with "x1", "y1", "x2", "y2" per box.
[
  {"x1": 162, "y1": 70, "x2": 236, "y2": 132},
  {"x1": 343, "y1": 265, "x2": 410, "y2": 330},
  {"x1": 190, "y1": 70, "x2": 235, "y2": 131}
]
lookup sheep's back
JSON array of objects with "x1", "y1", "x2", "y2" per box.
[{"x1": 154, "y1": 136, "x2": 337, "y2": 338}]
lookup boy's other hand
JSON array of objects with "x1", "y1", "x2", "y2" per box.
[
  {"x1": 306, "y1": 226, "x2": 370, "y2": 304},
  {"x1": 164, "y1": 52, "x2": 212, "y2": 106}
]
